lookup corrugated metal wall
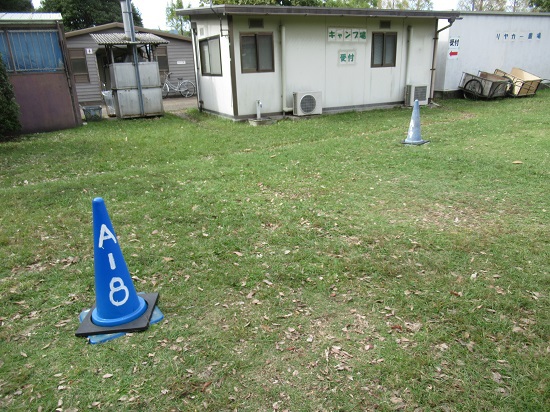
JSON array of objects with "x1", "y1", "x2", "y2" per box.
[
  {"x1": 166, "y1": 38, "x2": 194, "y2": 83},
  {"x1": 65, "y1": 34, "x2": 102, "y2": 104}
]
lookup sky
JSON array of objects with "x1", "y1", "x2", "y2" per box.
[{"x1": 32, "y1": 1, "x2": 459, "y2": 32}]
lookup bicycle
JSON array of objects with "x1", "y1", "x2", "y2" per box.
[{"x1": 161, "y1": 72, "x2": 196, "y2": 98}]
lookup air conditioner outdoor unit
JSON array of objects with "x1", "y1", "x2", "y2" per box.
[
  {"x1": 405, "y1": 85, "x2": 428, "y2": 106},
  {"x1": 293, "y1": 91, "x2": 322, "y2": 116}
]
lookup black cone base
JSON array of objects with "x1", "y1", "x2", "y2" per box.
[{"x1": 75, "y1": 292, "x2": 159, "y2": 337}]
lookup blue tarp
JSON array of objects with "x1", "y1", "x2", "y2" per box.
[{"x1": 0, "y1": 30, "x2": 64, "y2": 72}]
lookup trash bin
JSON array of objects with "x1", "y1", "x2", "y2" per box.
[
  {"x1": 101, "y1": 90, "x2": 116, "y2": 117},
  {"x1": 82, "y1": 106, "x2": 103, "y2": 121}
]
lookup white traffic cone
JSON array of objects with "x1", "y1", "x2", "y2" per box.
[{"x1": 402, "y1": 99, "x2": 429, "y2": 145}]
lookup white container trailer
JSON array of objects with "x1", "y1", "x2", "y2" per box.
[{"x1": 184, "y1": 5, "x2": 460, "y2": 120}]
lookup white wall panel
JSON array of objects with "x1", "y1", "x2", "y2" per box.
[
  {"x1": 193, "y1": 13, "x2": 441, "y2": 117},
  {"x1": 436, "y1": 13, "x2": 550, "y2": 93},
  {"x1": 195, "y1": 18, "x2": 234, "y2": 116},
  {"x1": 233, "y1": 16, "x2": 283, "y2": 117}
]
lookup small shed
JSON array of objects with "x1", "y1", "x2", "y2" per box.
[
  {"x1": 435, "y1": 11, "x2": 550, "y2": 97},
  {"x1": 90, "y1": 31, "x2": 167, "y2": 118},
  {"x1": 65, "y1": 23, "x2": 194, "y2": 105},
  {"x1": 0, "y1": 12, "x2": 82, "y2": 134},
  {"x1": 181, "y1": 5, "x2": 460, "y2": 120}
]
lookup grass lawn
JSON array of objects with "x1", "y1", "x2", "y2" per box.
[{"x1": 1, "y1": 91, "x2": 548, "y2": 411}]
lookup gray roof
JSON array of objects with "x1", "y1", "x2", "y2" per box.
[
  {"x1": 90, "y1": 32, "x2": 169, "y2": 46},
  {"x1": 0, "y1": 12, "x2": 62, "y2": 24},
  {"x1": 66, "y1": 22, "x2": 191, "y2": 42},
  {"x1": 180, "y1": 5, "x2": 460, "y2": 19},
  {"x1": 458, "y1": 11, "x2": 550, "y2": 17}
]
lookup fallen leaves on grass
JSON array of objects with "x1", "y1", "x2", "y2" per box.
[
  {"x1": 457, "y1": 340, "x2": 475, "y2": 352},
  {"x1": 435, "y1": 343, "x2": 449, "y2": 352}
]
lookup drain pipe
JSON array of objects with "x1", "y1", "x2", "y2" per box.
[
  {"x1": 190, "y1": 22, "x2": 202, "y2": 111},
  {"x1": 209, "y1": 1, "x2": 227, "y2": 37},
  {"x1": 404, "y1": 25, "x2": 412, "y2": 87},
  {"x1": 280, "y1": 25, "x2": 293, "y2": 114},
  {"x1": 256, "y1": 100, "x2": 262, "y2": 120},
  {"x1": 429, "y1": 17, "x2": 456, "y2": 103}
]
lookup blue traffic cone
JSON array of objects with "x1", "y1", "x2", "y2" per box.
[
  {"x1": 76, "y1": 197, "x2": 161, "y2": 340},
  {"x1": 90, "y1": 197, "x2": 147, "y2": 326},
  {"x1": 402, "y1": 99, "x2": 429, "y2": 145}
]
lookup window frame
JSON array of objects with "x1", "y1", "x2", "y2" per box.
[
  {"x1": 371, "y1": 32, "x2": 397, "y2": 68},
  {"x1": 239, "y1": 32, "x2": 274, "y2": 74},
  {"x1": 199, "y1": 35, "x2": 222, "y2": 76},
  {"x1": 0, "y1": 31, "x2": 13, "y2": 71},
  {"x1": 68, "y1": 48, "x2": 90, "y2": 83}
]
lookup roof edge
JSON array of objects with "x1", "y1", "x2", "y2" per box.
[
  {"x1": 0, "y1": 12, "x2": 62, "y2": 24},
  {"x1": 178, "y1": 5, "x2": 460, "y2": 19},
  {"x1": 458, "y1": 10, "x2": 550, "y2": 17},
  {"x1": 66, "y1": 22, "x2": 191, "y2": 42}
]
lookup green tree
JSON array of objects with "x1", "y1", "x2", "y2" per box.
[
  {"x1": 379, "y1": 0, "x2": 408, "y2": 8},
  {"x1": 379, "y1": 0, "x2": 433, "y2": 8},
  {"x1": 529, "y1": 0, "x2": 550, "y2": 10},
  {"x1": 0, "y1": 54, "x2": 21, "y2": 140},
  {"x1": 166, "y1": 0, "x2": 190, "y2": 36},
  {"x1": 38, "y1": 0, "x2": 143, "y2": 31},
  {"x1": 325, "y1": 0, "x2": 379, "y2": 7},
  {"x1": 205, "y1": 0, "x2": 323, "y2": 6},
  {"x1": 458, "y1": 0, "x2": 533, "y2": 10},
  {"x1": 0, "y1": 0, "x2": 34, "y2": 11},
  {"x1": 507, "y1": 0, "x2": 532, "y2": 11},
  {"x1": 457, "y1": 0, "x2": 508, "y2": 10},
  {"x1": 203, "y1": 0, "x2": 384, "y2": 6},
  {"x1": 407, "y1": 0, "x2": 434, "y2": 9}
]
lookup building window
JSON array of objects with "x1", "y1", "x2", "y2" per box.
[
  {"x1": 156, "y1": 45, "x2": 169, "y2": 76},
  {"x1": 199, "y1": 36, "x2": 222, "y2": 76},
  {"x1": 240, "y1": 33, "x2": 273, "y2": 73},
  {"x1": 371, "y1": 32, "x2": 397, "y2": 68},
  {"x1": 68, "y1": 48, "x2": 90, "y2": 83},
  {"x1": 0, "y1": 30, "x2": 64, "y2": 73}
]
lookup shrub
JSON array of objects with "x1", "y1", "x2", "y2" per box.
[{"x1": 0, "y1": 54, "x2": 21, "y2": 140}]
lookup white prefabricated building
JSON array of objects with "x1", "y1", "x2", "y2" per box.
[
  {"x1": 435, "y1": 11, "x2": 550, "y2": 96},
  {"x1": 182, "y1": 5, "x2": 460, "y2": 119}
]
